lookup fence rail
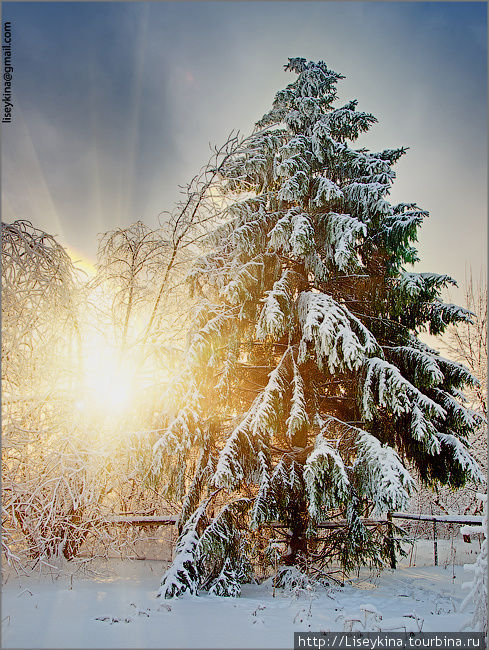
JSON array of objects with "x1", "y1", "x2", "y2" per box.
[
  {"x1": 107, "y1": 516, "x2": 178, "y2": 526},
  {"x1": 107, "y1": 511, "x2": 483, "y2": 568},
  {"x1": 391, "y1": 512, "x2": 483, "y2": 525},
  {"x1": 106, "y1": 513, "x2": 483, "y2": 527}
]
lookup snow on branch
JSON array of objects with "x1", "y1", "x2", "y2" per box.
[
  {"x1": 436, "y1": 432, "x2": 486, "y2": 485},
  {"x1": 228, "y1": 215, "x2": 270, "y2": 256},
  {"x1": 179, "y1": 447, "x2": 215, "y2": 529},
  {"x1": 340, "y1": 148, "x2": 394, "y2": 180},
  {"x1": 313, "y1": 176, "x2": 343, "y2": 207},
  {"x1": 186, "y1": 309, "x2": 236, "y2": 367},
  {"x1": 278, "y1": 171, "x2": 309, "y2": 203},
  {"x1": 427, "y1": 301, "x2": 474, "y2": 336},
  {"x1": 311, "y1": 120, "x2": 342, "y2": 162},
  {"x1": 158, "y1": 499, "x2": 208, "y2": 598},
  {"x1": 249, "y1": 463, "x2": 272, "y2": 528},
  {"x1": 408, "y1": 405, "x2": 440, "y2": 454},
  {"x1": 343, "y1": 181, "x2": 391, "y2": 219},
  {"x1": 354, "y1": 429, "x2": 414, "y2": 514},
  {"x1": 220, "y1": 257, "x2": 265, "y2": 306},
  {"x1": 286, "y1": 357, "x2": 309, "y2": 441},
  {"x1": 303, "y1": 249, "x2": 329, "y2": 282},
  {"x1": 361, "y1": 357, "x2": 446, "y2": 421},
  {"x1": 208, "y1": 558, "x2": 241, "y2": 597},
  {"x1": 298, "y1": 291, "x2": 379, "y2": 372},
  {"x1": 249, "y1": 458, "x2": 302, "y2": 528},
  {"x1": 211, "y1": 413, "x2": 253, "y2": 490},
  {"x1": 322, "y1": 212, "x2": 367, "y2": 271},
  {"x1": 268, "y1": 211, "x2": 293, "y2": 253},
  {"x1": 152, "y1": 386, "x2": 202, "y2": 468},
  {"x1": 214, "y1": 345, "x2": 239, "y2": 399},
  {"x1": 404, "y1": 337, "x2": 481, "y2": 391},
  {"x1": 292, "y1": 61, "x2": 344, "y2": 106},
  {"x1": 220, "y1": 130, "x2": 287, "y2": 192},
  {"x1": 290, "y1": 212, "x2": 315, "y2": 255},
  {"x1": 326, "y1": 100, "x2": 377, "y2": 141},
  {"x1": 384, "y1": 207, "x2": 427, "y2": 248},
  {"x1": 160, "y1": 492, "x2": 250, "y2": 599},
  {"x1": 268, "y1": 207, "x2": 316, "y2": 257},
  {"x1": 395, "y1": 271, "x2": 457, "y2": 301},
  {"x1": 435, "y1": 355, "x2": 481, "y2": 390},
  {"x1": 372, "y1": 148, "x2": 407, "y2": 165},
  {"x1": 275, "y1": 152, "x2": 310, "y2": 180},
  {"x1": 274, "y1": 134, "x2": 311, "y2": 176},
  {"x1": 204, "y1": 197, "x2": 266, "y2": 249},
  {"x1": 304, "y1": 432, "x2": 350, "y2": 520},
  {"x1": 387, "y1": 345, "x2": 445, "y2": 388},
  {"x1": 432, "y1": 388, "x2": 485, "y2": 434},
  {"x1": 197, "y1": 498, "x2": 250, "y2": 559},
  {"x1": 213, "y1": 350, "x2": 291, "y2": 489},
  {"x1": 256, "y1": 269, "x2": 298, "y2": 339}
]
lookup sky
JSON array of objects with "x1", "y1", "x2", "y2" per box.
[{"x1": 1, "y1": 1, "x2": 487, "y2": 298}]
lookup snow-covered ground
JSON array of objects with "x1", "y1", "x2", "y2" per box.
[{"x1": 1, "y1": 539, "x2": 481, "y2": 648}]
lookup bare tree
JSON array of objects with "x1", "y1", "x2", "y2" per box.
[
  {"x1": 2, "y1": 219, "x2": 80, "y2": 391},
  {"x1": 92, "y1": 222, "x2": 171, "y2": 351},
  {"x1": 1, "y1": 220, "x2": 92, "y2": 565},
  {"x1": 2, "y1": 133, "x2": 245, "y2": 569},
  {"x1": 143, "y1": 131, "x2": 242, "y2": 345},
  {"x1": 91, "y1": 132, "x2": 243, "y2": 349},
  {"x1": 443, "y1": 269, "x2": 487, "y2": 419},
  {"x1": 1, "y1": 222, "x2": 167, "y2": 567},
  {"x1": 86, "y1": 132, "x2": 246, "y2": 428},
  {"x1": 409, "y1": 270, "x2": 487, "y2": 520}
]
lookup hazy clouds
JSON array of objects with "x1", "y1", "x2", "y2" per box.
[{"x1": 1, "y1": 1, "x2": 486, "y2": 294}]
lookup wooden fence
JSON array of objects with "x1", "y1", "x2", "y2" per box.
[{"x1": 108, "y1": 511, "x2": 483, "y2": 568}]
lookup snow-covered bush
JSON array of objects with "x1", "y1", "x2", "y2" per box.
[
  {"x1": 1, "y1": 220, "x2": 180, "y2": 567},
  {"x1": 272, "y1": 565, "x2": 319, "y2": 592},
  {"x1": 158, "y1": 495, "x2": 251, "y2": 598},
  {"x1": 208, "y1": 558, "x2": 242, "y2": 597},
  {"x1": 462, "y1": 493, "x2": 487, "y2": 633}
]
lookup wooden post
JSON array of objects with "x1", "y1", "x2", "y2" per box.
[
  {"x1": 433, "y1": 520, "x2": 438, "y2": 566},
  {"x1": 273, "y1": 549, "x2": 277, "y2": 598},
  {"x1": 386, "y1": 511, "x2": 396, "y2": 569}
]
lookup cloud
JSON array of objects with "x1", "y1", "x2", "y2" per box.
[{"x1": 1, "y1": 1, "x2": 486, "y2": 294}]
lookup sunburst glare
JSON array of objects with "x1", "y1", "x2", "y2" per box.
[{"x1": 75, "y1": 334, "x2": 136, "y2": 418}]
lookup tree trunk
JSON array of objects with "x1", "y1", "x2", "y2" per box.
[{"x1": 282, "y1": 510, "x2": 308, "y2": 566}]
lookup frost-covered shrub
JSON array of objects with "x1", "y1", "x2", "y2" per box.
[
  {"x1": 208, "y1": 559, "x2": 242, "y2": 597},
  {"x1": 272, "y1": 566, "x2": 318, "y2": 591},
  {"x1": 462, "y1": 493, "x2": 487, "y2": 634}
]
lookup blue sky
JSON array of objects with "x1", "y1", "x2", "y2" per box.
[{"x1": 1, "y1": 1, "x2": 487, "y2": 294}]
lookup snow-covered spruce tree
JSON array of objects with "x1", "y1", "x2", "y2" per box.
[{"x1": 154, "y1": 58, "x2": 485, "y2": 597}]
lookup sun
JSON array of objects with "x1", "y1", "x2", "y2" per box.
[{"x1": 75, "y1": 333, "x2": 137, "y2": 419}]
